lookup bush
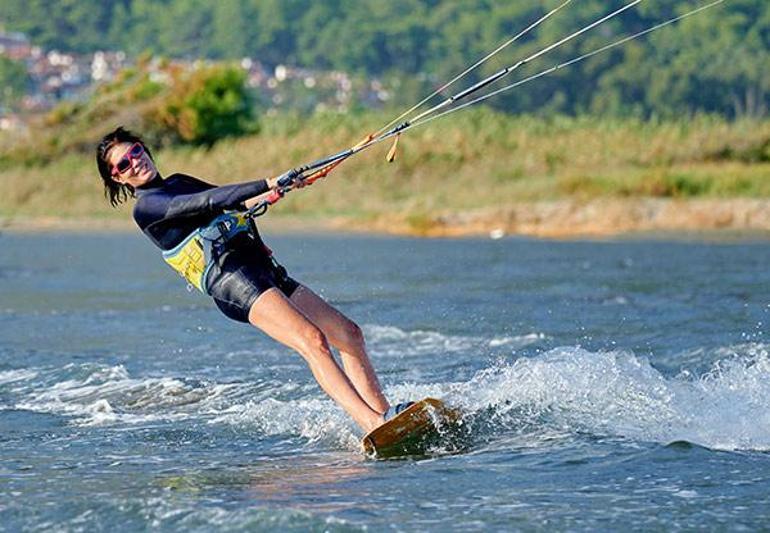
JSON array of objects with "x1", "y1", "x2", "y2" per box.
[
  {"x1": 639, "y1": 172, "x2": 713, "y2": 198},
  {"x1": 144, "y1": 64, "x2": 258, "y2": 146},
  {"x1": 0, "y1": 56, "x2": 30, "y2": 108}
]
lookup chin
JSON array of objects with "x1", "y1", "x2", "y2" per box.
[{"x1": 139, "y1": 170, "x2": 156, "y2": 183}]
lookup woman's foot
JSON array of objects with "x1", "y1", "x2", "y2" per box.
[{"x1": 383, "y1": 401, "x2": 415, "y2": 422}]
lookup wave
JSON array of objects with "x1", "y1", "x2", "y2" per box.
[
  {"x1": 441, "y1": 342, "x2": 770, "y2": 452},
  {"x1": 9, "y1": 363, "x2": 238, "y2": 426},
  {"x1": 363, "y1": 324, "x2": 546, "y2": 357},
  {"x1": 217, "y1": 341, "x2": 770, "y2": 453},
  {"x1": 0, "y1": 368, "x2": 39, "y2": 385},
  {"x1": 4, "y1": 325, "x2": 769, "y2": 452},
  {"x1": 212, "y1": 398, "x2": 361, "y2": 450}
]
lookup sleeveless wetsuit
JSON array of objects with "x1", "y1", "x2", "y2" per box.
[{"x1": 133, "y1": 173, "x2": 299, "y2": 322}]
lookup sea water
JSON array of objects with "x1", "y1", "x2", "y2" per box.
[{"x1": 1, "y1": 232, "x2": 768, "y2": 531}]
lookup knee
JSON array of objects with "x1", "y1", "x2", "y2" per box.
[
  {"x1": 297, "y1": 327, "x2": 332, "y2": 360},
  {"x1": 340, "y1": 320, "x2": 365, "y2": 350}
]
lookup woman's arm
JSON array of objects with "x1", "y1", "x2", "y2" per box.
[
  {"x1": 138, "y1": 176, "x2": 287, "y2": 225},
  {"x1": 137, "y1": 179, "x2": 269, "y2": 224},
  {"x1": 162, "y1": 178, "x2": 277, "y2": 219},
  {"x1": 242, "y1": 177, "x2": 281, "y2": 210}
]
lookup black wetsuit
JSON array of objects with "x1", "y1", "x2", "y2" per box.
[{"x1": 134, "y1": 173, "x2": 299, "y2": 322}]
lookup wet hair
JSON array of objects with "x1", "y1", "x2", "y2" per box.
[{"x1": 96, "y1": 127, "x2": 155, "y2": 207}]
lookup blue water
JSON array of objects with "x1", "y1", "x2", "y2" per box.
[{"x1": 1, "y1": 232, "x2": 769, "y2": 531}]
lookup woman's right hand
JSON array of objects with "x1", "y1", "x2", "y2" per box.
[{"x1": 266, "y1": 176, "x2": 280, "y2": 190}]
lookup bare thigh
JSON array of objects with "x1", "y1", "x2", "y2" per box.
[
  {"x1": 289, "y1": 285, "x2": 364, "y2": 351},
  {"x1": 247, "y1": 287, "x2": 324, "y2": 354}
]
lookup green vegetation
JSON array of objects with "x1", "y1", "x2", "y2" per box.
[
  {"x1": 0, "y1": 2, "x2": 767, "y2": 233},
  {"x1": 146, "y1": 63, "x2": 257, "y2": 146},
  {"x1": 0, "y1": 57, "x2": 29, "y2": 107},
  {"x1": 1, "y1": 60, "x2": 256, "y2": 166},
  {"x1": 1, "y1": 0, "x2": 767, "y2": 118},
  {"x1": 1, "y1": 109, "x2": 768, "y2": 228}
]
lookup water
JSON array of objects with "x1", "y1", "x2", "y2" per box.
[{"x1": 1, "y1": 231, "x2": 769, "y2": 531}]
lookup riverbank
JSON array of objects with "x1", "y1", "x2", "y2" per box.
[
  {"x1": 3, "y1": 197, "x2": 768, "y2": 240},
  {"x1": 2, "y1": 112, "x2": 768, "y2": 239},
  {"x1": 372, "y1": 197, "x2": 770, "y2": 238}
]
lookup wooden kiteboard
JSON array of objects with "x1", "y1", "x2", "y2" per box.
[{"x1": 362, "y1": 398, "x2": 461, "y2": 458}]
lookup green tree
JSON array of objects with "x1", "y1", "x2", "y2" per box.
[
  {"x1": 0, "y1": 0, "x2": 767, "y2": 118},
  {"x1": 147, "y1": 64, "x2": 257, "y2": 145},
  {"x1": 0, "y1": 57, "x2": 30, "y2": 108},
  {"x1": 210, "y1": 1, "x2": 258, "y2": 59},
  {"x1": 115, "y1": 0, "x2": 162, "y2": 55},
  {"x1": 0, "y1": 0, "x2": 113, "y2": 52},
  {"x1": 155, "y1": 0, "x2": 214, "y2": 58}
]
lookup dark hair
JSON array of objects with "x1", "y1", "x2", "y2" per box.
[{"x1": 96, "y1": 127, "x2": 155, "y2": 207}]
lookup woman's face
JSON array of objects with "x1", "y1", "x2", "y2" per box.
[{"x1": 107, "y1": 142, "x2": 158, "y2": 188}]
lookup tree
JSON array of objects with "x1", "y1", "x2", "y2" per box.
[
  {"x1": 0, "y1": 57, "x2": 30, "y2": 108},
  {"x1": 0, "y1": 0, "x2": 766, "y2": 118}
]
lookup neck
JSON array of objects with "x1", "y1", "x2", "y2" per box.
[{"x1": 136, "y1": 172, "x2": 162, "y2": 190}]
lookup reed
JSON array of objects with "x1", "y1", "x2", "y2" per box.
[{"x1": 1, "y1": 110, "x2": 768, "y2": 226}]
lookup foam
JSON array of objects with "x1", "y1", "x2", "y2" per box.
[
  {"x1": 9, "y1": 331, "x2": 770, "y2": 451},
  {"x1": 363, "y1": 324, "x2": 546, "y2": 358},
  {"x1": 212, "y1": 398, "x2": 360, "y2": 450},
  {"x1": 13, "y1": 364, "x2": 230, "y2": 427},
  {"x1": 0, "y1": 368, "x2": 39, "y2": 385},
  {"x1": 224, "y1": 340, "x2": 770, "y2": 452},
  {"x1": 445, "y1": 343, "x2": 770, "y2": 451}
]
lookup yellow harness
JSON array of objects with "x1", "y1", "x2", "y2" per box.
[{"x1": 162, "y1": 212, "x2": 253, "y2": 293}]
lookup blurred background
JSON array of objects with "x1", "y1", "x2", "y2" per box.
[{"x1": 0, "y1": 0, "x2": 767, "y2": 236}]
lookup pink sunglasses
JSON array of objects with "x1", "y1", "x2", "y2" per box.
[{"x1": 111, "y1": 143, "x2": 145, "y2": 176}]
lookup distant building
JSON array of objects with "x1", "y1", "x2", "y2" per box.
[
  {"x1": 91, "y1": 51, "x2": 128, "y2": 82},
  {"x1": 0, "y1": 29, "x2": 394, "y2": 122},
  {"x1": 0, "y1": 31, "x2": 31, "y2": 61},
  {"x1": 0, "y1": 113, "x2": 24, "y2": 131}
]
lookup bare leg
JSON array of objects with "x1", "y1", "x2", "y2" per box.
[
  {"x1": 290, "y1": 285, "x2": 390, "y2": 414},
  {"x1": 247, "y1": 288, "x2": 384, "y2": 433}
]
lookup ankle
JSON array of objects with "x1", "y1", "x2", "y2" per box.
[{"x1": 364, "y1": 413, "x2": 385, "y2": 433}]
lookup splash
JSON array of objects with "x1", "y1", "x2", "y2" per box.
[
  {"x1": 212, "y1": 398, "x2": 361, "y2": 450},
  {"x1": 6, "y1": 331, "x2": 770, "y2": 452},
  {"x1": 363, "y1": 324, "x2": 546, "y2": 357},
  {"x1": 440, "y1": 343, "x2": 770, "y2": 452},
  {"x1": 217, "y1": 342, "x2": 770, "y2": 453},
  {"x1": 11, "y1": 363, "x2": 233, "y2": 426}
]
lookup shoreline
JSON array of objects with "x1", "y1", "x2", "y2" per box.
[
  {"x1": 2, "y1": 198, "x2": 769, "y2": 241},
  {"x1": 369, "y1": 198, "x2": 770, "y2": 240}
]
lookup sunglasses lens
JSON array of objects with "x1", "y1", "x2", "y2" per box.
[{"x1": 112, "y1": 144, "x2": 144, "y2": 175}]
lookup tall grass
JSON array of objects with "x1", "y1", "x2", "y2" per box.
[{"x1": 1, "y1": 110, "x2": 768, "y2": 225}]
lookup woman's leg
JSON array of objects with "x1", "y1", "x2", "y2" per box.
[
  {"x1": 289, "y1": 285, "x2": 390, "y2": 414},
  {"x1": 247, "y1": 287, "x2": 384, "y2": 433}
]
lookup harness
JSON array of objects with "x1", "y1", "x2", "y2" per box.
[{"x1": 161, "y1": 211, "x2": 254, "y2": 293}]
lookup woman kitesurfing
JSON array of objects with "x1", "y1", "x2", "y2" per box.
[
  {"x1": 95, "y1": 0, "x2": 725, "y2": 443},
  {"x1": 95, "y1": 127, "x2": 414, "y2": 433}
]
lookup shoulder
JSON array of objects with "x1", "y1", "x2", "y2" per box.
[
  {"x1": 167, "y1": 173, "x2": 216, "y2": 189},
  {"x1": 132, "y1": 188, "x2": 158, "y2": 222}
]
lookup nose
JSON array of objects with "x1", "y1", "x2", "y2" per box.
[{"x1": 131, "y1": 154, "x2": 145, "y2": 172}]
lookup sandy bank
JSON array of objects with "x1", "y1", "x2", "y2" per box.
[
  {"x1": 2, "y1": 198, "x2": 769, "y2": 240},
  {"x1": 356, "y1": 198, "x2": 770, "y2": 239}
]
